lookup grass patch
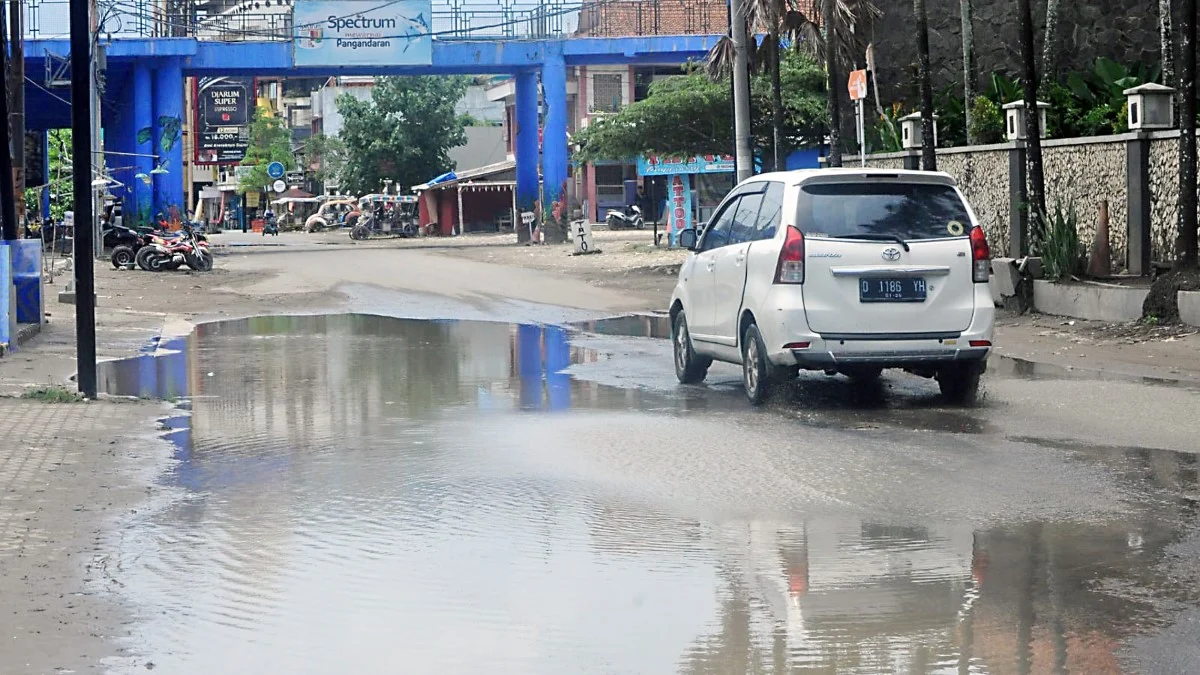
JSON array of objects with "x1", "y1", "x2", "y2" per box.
[{"x1": 21, "y1": 385, "x2": 83, "y2": 403}]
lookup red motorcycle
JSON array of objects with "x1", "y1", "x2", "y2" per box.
[{"x1": 135, "y1": 226, "x2": 212, "y2": 272}]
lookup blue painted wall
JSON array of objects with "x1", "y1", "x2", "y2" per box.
[{"x1": 786, "y1": 147, "x2": 825, "y2": 170}]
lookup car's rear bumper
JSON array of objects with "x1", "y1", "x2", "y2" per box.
[
  {"x1": 759, "y1": 285, "x2": 995, "y2": 369},
  {"x1": 787, "y1": 343, "x2": 991, "y2": 368}
]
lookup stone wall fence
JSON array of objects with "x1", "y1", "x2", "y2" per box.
[{"x1": 841, "y1": 88, "x2": 1191, "y2": 276}]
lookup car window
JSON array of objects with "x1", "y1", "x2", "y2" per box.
[
  {"x1": 795, "y1": 182, "x2": 972, "y2": 240},
  {"x1": 754, "y1": 182, "x2": 784, "y2": 240},
  {"x1": 700, "y1": 198, "x2": 739, "y2": 251},
  {"x1": 730, "y1": 193, "x2": 764, "y2": 245}
]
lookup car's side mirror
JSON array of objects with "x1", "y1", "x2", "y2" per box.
[{"x1": 678, "y1": 228, "x2": 699, "y2": 250}]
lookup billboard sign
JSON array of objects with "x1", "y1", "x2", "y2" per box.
[
  {"x1": 637, "y1": 154, "x2": 735, "y2": 176},
  {"x1": 292, "y1": 0, "x2": 433, "y2": 67},
  {"x1": 194, "y1": 77, "x2": 254, "y2": 165}
]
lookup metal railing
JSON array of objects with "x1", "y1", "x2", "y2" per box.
[
  {"x1": 24, "y1": 0, "x2": 725, "y2": 42},
  {"x1": 24, "y1": 0, "x2": 584, "y2": 41},
  {"x1": 576, "y1": 0, "x2": 721, "y2": 37}
]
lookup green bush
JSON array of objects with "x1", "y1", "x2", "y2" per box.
[
  {"x1": 969, "y1": 97, "x2": 1005, "y2": 144},
  {"x1": 1037, "y1": 201, "x2": 1084, "y2": 281}
]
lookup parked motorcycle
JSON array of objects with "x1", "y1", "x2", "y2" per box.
[
  {"x1": 605, "y1": 204, "x2": 644, "y2": 230},
  {"x1": 136, "y1": 226, "x2": 212, "y2": 272},
  {"x1": 262, "y1": 213, "x2": 279, "y2": 236}
]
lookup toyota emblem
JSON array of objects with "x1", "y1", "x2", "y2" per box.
[{"x1": 881, "y1": 247, "x2": 902, "y2": 261}]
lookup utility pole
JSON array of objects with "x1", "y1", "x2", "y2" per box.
[
  {"x1": 0, "y1": 1, "x2": 19, "y2": 242},
  {"x1": 70, "y1": 0, "x2": 97, "y2": 397},
  {"x1": 728, "y1": 0, "x2": 753, "y2": 183},
  {"x1": 9, "y1": 0, "x2": 23, "y2": 224}
]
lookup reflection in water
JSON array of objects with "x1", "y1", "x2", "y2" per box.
[{"x1": 101, "y1": 315, "x2": 1199, "y2": 674}]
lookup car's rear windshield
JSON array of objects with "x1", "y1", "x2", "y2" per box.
[{"x1": 795, "y1": 181, "x2": 972, "y2": 240}]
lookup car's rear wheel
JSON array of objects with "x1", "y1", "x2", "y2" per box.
[
  {"x1": 741, "y1": 323, "x2": 774, "y2": 405},
  {"x1": 673, "y1": 311, "x2": 711, "y2": 384},
  {"x1": 938, "y1": 362, "x2": 983, "y2": 404}
]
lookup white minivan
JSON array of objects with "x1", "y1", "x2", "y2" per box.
[{"x1": 669, "y1": 169, "x2": 994, "y2": 405}]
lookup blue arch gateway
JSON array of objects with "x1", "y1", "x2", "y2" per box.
[{"x1": 22, "y1": 0, "x2": 719, "y2": 227}]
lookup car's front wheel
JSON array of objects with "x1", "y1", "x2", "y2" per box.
[
  {"x1": 741, "y1": 323, "x2": 774, "y2": 405},
  {"x1": 938, "y1": 362, "x2": 984, "y2": 404},
  {"x1": 673, "y1": 310, "x2": 711, "y2": 384}
]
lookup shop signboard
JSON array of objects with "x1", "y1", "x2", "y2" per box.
[
  {"x1": 665, "y1": 174, "x2": 692, "y2": 246},
  {"x1": 194, "y1": 77, "x2": 254, "y2": 165},
  {"x1": 292, "y1": 0, "x2": 432, "y2": 67},
  {"x1": 637, "y1": 154, "x2": 735, "y2": 176}
]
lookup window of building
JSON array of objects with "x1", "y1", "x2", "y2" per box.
[{"x1": 592, "y1": 74, "x2": 624, "y2": 113}]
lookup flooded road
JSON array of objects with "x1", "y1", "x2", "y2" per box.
[{"x1": 98, "y1": 314, "x2": 1200, "y2": 674}]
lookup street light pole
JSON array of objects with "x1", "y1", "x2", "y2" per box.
[
  {"x1": 70, "y1": 0, "x2": 98, "y2": 397},
  {"x1": 728, "y1": 0, "x2": 753, "y2": 183}
]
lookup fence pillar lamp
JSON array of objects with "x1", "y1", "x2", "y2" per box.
[
  {"x1": 899, "y1": 112, "x2": 939, "y2": 150},
  {"x1": 1123, "y1": 83, "x2": 1176, "y2": 131},
  {"x1": 1002, "y1": 100, "x2": 1050, "y2": 141}
]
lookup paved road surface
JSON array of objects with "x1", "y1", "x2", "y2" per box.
[
  {"x1": 2, "y1": 239, "x2": 1198, "y2": 674},
  {"x1": 88, "y1": 314, "x2": 1200, "y2": 674}
]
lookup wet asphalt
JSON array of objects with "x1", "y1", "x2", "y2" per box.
[{"x1": 96, "y1": 313, "x2": 1200, "y2": 674}]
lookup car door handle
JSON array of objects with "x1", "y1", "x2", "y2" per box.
[
  {"x1": 705, "y1": 260, "x2": 715, "y2": 271},
  {"x1": 735, "y1": 253, "x2": 745, "y2": 265}
]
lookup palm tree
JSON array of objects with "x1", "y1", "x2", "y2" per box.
[
  {"x1": 1016, "y1": 0, "x2": 1046, "y2": 250},
  {"x1": 822, "y1": 0, "x2": 843, "y2": 166},
  {"x1": 1161, "y1": 0, "x2": 1175, "y2": 90},
  {"x1": 961, "y1": 0, "x2": 977, "y2": 143},
  {"x1": 708, "y1": 0, "x2": 793, "y2": 170},
  {"x1": 707, "y1": 0, "x2": 878, "y2": 170},
  {"x1": 914, "y1": 0, "x2": 936, "y2": 170},
  {"x1": 1178, "y1": 0, "x2": 1197, "y2": 267},
  {"x1": 1040, "y1": 0, "x2": 1062, "y2": 95}
]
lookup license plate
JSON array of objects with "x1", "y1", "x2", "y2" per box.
[{"x1": 859, "y1": 277, "x2": 927, "y2": 302}]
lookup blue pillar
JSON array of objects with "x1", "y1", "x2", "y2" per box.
[
  {"x1": 152, "y1": 60, "x2": 184, "y2": 223},
  {"x1": 540, "y1": 50, "x2": 569, "y2": 243},
  {"x1": 516, "y1": 324, "x2": 544, "y2": 410},
  {"x1": 133, "y1": 63, "x2": 154, "y2": 227},
  {"x1": 544, "y1": 325, "x2": 571, "y2": 411},
  {"x1": 514, "y1": 70, "x2": 539, "y2": 241}
]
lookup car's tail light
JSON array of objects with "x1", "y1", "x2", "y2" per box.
[
  {"x1": 970, "y1": 226, "x2": 990, "y2": 283},
  {"x1": 968, "y1": 340, "x2": 992, "y2": 347},
  {"x1": 774, "y1": 225, "x2": 805, "y2": 284}
]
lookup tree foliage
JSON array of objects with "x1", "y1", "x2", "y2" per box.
[
  {"x1": 336, "y1": 76, "x2": 470, "y2": 196},
  {"x1": 575, "y1": 54, "x2": 826, "y2": 163},
  {"x1": 238, "y1": 106, "x2": 295, "y2": 195},
  {"x1": 24, "y1": 129, "x2": 73, "y2": 220},
  {"x1": 302, "y1": 133, "x2": 347, "y2": 187}
]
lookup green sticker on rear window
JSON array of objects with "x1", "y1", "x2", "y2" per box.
[{"x1": 947, "y1": 220, "x2": 965, "y2": 236}]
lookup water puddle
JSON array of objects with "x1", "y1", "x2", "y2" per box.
[{"x1": 98, "y1": 314, "x2": 1200, "y2": 674}]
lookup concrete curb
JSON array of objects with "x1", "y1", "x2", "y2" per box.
[
  {"x1": 1033, "y1": 280, "x2": 1150, "y2": 322},
  {"x1": 1180, "y1": 290, "x2": 1200, "y2": 328}
]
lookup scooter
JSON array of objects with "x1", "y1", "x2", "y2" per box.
[
  {"x1": 262, "y1": 215, "x2": 279, "y2": 236},
  {"x1": 605, "y1": 204, "x2": 644, "y2": 230}
]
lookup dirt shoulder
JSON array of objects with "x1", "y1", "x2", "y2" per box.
[{"x1": 424, "y1": 232, "x2": 1200, "y2": 382}]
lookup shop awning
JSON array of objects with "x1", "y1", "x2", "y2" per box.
[{"x1": 412, "y1": 160, "x2": 516, "y2": 192}]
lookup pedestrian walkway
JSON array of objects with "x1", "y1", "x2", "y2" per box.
[{"x1": 0, "y1": 397, "x2": 164, "y2": 673}]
